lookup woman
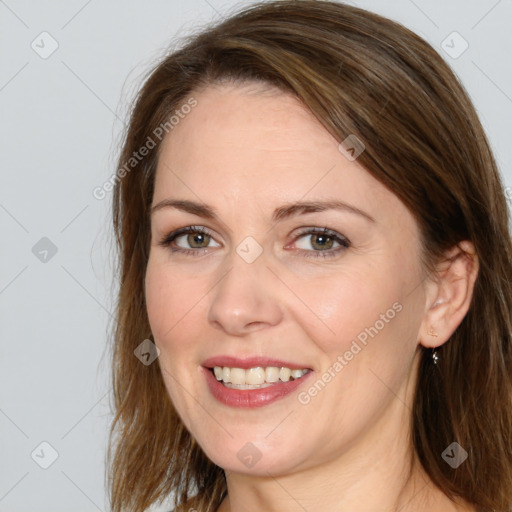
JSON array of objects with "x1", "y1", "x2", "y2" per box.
[{"x1": 107, "y1": 1, "x2": 512, "y2": 511}]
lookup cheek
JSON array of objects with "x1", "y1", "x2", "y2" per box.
[
  {"x1": 290, "y1": 259, "x2": 422, "y2": 404},
  {"x1": 144, "y1": 258, "x2": 213, "y2": 400},
  {"x1": 145, "y1": 262, "x2": 171, "y2": 340},
  {"x1": 287, "y1": 264, "x2": 401, "y2": 352},
  {"x1": 145, "y1": 261, "x2": 203, "y2": 423},
  {"x1": 145, "y1": 258, "x2": 203, "y2": 341}
]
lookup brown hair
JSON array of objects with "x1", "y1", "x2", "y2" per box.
[{"x1": 107, "y1": 1, "x2": 512, "y2": 511}]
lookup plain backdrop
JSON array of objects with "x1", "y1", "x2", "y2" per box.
[{"x1": 0, "y1": 0, "x2": 511, "y2": 511}]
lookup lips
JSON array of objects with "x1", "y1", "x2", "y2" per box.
[
  {"x1": 202, "y1": 355, "x2": 313, "y2": 370},
  {"x1": 202, "y1": 365, "x2": 313, "y2": 408},
  {"x1": 201, "y1": 355, "x2": 314, "y2": 408}
]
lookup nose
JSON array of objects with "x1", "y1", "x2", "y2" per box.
[{"x1": 207, "y1": 246, "x2": 283, "y2": 336}]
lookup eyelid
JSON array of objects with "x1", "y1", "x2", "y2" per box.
[{"x1": 290, "y1": 226, "x2": 350, "y2": 245}]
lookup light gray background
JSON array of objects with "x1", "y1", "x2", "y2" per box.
[{"x1": 0, "y1": 1, "x2": 510, "y2": 511}]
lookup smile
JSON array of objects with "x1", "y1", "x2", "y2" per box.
[
  {"x1": 213, "y1": 365, "x2": 310, "y2": 388},
  {"x1": 203, "y1": 366, "x2": 314, "y2": 408}
]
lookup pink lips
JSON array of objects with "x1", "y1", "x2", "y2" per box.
[
  {"x1": 202, "y1": 355, "x2": 312, "y2": 370},
  {"x1": 201, "y1": 356, "x2": 313, "y2": 408}
]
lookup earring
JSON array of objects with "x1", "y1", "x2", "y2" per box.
[{"x1": 427, "y1": 327, "x2": 439, "y2": 364}]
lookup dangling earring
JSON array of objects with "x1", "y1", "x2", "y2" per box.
[{"x1": 427, "y1": 327, "x2": 439, "y2": 364}]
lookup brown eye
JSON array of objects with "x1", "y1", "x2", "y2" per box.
[
  {"x1": 182, "y1": 232, "x2": 211, "y2": 249},
  {"x1": 158, "y1": 226, "x2": 220, "y2": 256},
  {"x1": 309, "y1": 233, "x2": 335, "y2": 250},
  {"x1": 291, "y1": 227, "x2": 350, "y2": 259}
]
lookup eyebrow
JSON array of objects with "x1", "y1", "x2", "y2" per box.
[{"x1": 150, "y1": 198, "x2": 375, "y2": 224}]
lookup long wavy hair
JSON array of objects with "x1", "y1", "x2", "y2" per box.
[{"x1": 106, "y1": 1, "x2": 512, "y2": 511}]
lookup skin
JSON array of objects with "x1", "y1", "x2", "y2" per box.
[{"x1": 145, "y1": 82, "x2": 479, "y2": 512}]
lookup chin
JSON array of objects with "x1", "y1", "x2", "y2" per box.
[{"x1": 191, "y1": 424, "x2": 313, "y2": 476}]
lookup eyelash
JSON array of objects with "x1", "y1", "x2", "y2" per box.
[{"x1": 158, "y1": 225, "x2": 351, "y2": 259}]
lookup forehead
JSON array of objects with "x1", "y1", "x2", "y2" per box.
[
  {"x1": 153, "y1": 83, "x2": 405, "y2": 224},
  {"x1": 160, "y1": 82, "x2": 333, "y2": 161}
]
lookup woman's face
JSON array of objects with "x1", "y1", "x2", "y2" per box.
[{"x1": 145, "y1": 83, "x2": 430, "y2": 475}]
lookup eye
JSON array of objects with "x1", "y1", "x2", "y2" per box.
[
  {"x1": 158, "y1": 225, "x2": 351, "y2": 259},
  {"x1": 158, "y1": 225, "x2": 220, "y2": 256},
  {"x1": 289, "y1": 227, "x2": 350, "y2": 259}
]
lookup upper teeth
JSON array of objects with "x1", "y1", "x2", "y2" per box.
[{"x1": 213, "y1": 366, "x2": 309, "y2": 385}]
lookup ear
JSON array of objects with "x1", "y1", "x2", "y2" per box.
[{"x1": 419, "y1": 240, "x2": 479, "y2": 349}]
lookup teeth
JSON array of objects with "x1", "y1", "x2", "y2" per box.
[
  {"x1": 265, "y1": 367, "x2": 280, "y2": 383},
  {"x1": 231, "y1": 368, "x2": 245, "y2": 385},
  {"x1": 291, "y1": 369, "x2": 304, "y2": 379},
  {"x1": 212, "y1": 366, "x2": 309, "y2": 386},
  {"x1": 280, "y1": 367, "x2": 291, "y2": 382},
  {"x1": 247, "y1": 367, "x2": 265, "y2": 385}
]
